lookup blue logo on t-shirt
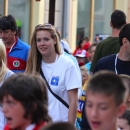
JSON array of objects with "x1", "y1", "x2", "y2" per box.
[{"x1": 51, "y1": 76, "x2": 59, "y2": 86}]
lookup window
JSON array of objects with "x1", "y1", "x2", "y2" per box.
[
  {"x1": 94, "y1": 0, "x2": 113, "y2": 41},
  {"x1": 8, "y1": 0, "x2": 30, "y2": 43},
  {"x1": 0, "y1": 0, "x2": 4, "y2": 17},
  {"x1": 77, "y1": 0, "x2": 91, "y2": 45}
]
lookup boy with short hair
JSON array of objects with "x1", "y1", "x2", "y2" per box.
[
  {"x1": 41, "y1": 122, "x2": 77, "y2": 130},
  {"x1": 85, "y1": 70, "x2": 126, "y2": 130},
  {"x1": 0, "y1": 74, "x2": 51, "y2": 130}
]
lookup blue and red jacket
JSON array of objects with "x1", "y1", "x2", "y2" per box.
[{"x1": 7, "y1": 38, "x2": 30, "y2": 73}]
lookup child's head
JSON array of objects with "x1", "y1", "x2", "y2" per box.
[
  {"x1": 119, "y1": 74, "x2": 130, "y2": 109},
  {"x1": 80, "y1": 66, "x2": 89, "y2": 85},
  {"x1": 40, "y1": 122, "x2": 76, "y2": 130},
  {"x1": 88, "y1": 43, "x2": 97, "y2": 62},
  {"x1": 117, "y1": 110, "x2": 130, "y2": 130},
  {"x1": 75, "y1": 50, "x2": 87, "y2": 66},
  {"x1": 0, "y1": 74, "x2": 51, "y2": 130},
  {"x1": 85, "y1": 70, "x2": 126, "y2": 130}
]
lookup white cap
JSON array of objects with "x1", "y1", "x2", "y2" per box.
[{"x1": 75, "y1": 49, "x2": 86, "y2": 57}]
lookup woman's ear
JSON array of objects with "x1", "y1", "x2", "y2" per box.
[{"x1": 54, "y1": 38, "x2": 57, "y2": 45}]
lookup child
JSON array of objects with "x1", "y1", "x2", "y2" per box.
[
  {"x1": 117, "y1": 110, "x2": 130, "y2": 130},
  {"x1": 73, "y1": 36, "x2": 90, "y2": 56},
  {"x1": 0, "y1": 74, "x2": 51, "y2": 130},
  {"x1": 119, "y1": 74, "x2": 130, "y2": 109},
  {"x1": 76, "y1": 66, "x2": 89, "y2": 129},
  {"x1": 75, "y1": 50, "x2": 88, "y2": 67},
  {"x1": 85, "y1": 70, "x2": 126, "y2": 130},
  {"x1": 80, "y1": 66, "x2": 89, "y2": 91},
  {"x1": 85, "y1": 43, "x2": 97, "y2": 75}
]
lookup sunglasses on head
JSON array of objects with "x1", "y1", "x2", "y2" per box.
[{"x1": 35, "y1": 23, "x2": 55, "y2": 31}]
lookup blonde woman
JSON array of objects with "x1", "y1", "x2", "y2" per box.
[
  {"x1": 25, "y1": 24, "x2": 81, "y2": 124},
  {"x1": 0, "y1": 39, "x2": 14, "y2": 129},
  {"x1": 0, "y1": 39, "x2": 14, "y2": 85}
]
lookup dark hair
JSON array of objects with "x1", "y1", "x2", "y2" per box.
[
  {"x1": 0, "y1": 74, "x2": 51, "y2": 124},
  {"x1": 119, "y1": 23, "x2": 130, "y2": 46},
  {"x1": 41, "y1": 122, "x2": 77, "y2": 130},
  {"x1": 83, "y1": 36, "x2": 89, "y2": 42},
  {"x1": 87, "y1": 70, "x2": 126, "y2": 106},
  {"x1": 77, "y1": 39, "x2": 83, "y2": 48},
  {"x1": 0, "y1": 15, "x2": 17, "y2": 32},
  {"x1": 78, "y1": 36, "x2": 90, "y2": 48},
  {"x1": 88, "y1": 43, "x2": 97, "y2": 52},
  {"x1": 111, "y1": 10, "x2": 126, "y2": 29},
  {"x1": 120, "y1": 110, "x2": 130, "y2": 125}
]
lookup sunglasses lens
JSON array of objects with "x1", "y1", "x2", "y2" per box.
[
  {"x1": 44, "y1": 24, "x2": 51, "y2": 28},
  {"x1": 35, "y1": 23, "x2": 56, "y2": 32}
]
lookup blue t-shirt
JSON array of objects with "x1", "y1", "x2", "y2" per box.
[{"x1": 85, "y1": 62, "x2": 91, "y2": 75}]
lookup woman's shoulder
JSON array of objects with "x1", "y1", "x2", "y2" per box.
[
  {"x1": 6, "y1": 70, "x2": 15, "y2": 76},
  {"x1": 58, "y1": 54, "x2": 75, "y2": 65},
  {"x1": 4, "y1": 70, "x2": 15, "y2": 80}
]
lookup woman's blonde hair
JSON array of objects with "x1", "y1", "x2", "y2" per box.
[
  {"x1": 0, "y1": 40, "x2": 8, "y2": 82},
  {"x1": 25, "y1": 24, "x2": 61, "y2": 75}
]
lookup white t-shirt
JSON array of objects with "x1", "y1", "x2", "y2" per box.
[
  {"x1": 62, "y1": 51, "x2": 82, "y2": 98},
  {"x1": 0, "y1": 70, "x2": 15, "y2": 86},
  {"x1": 41, "y1": 55, "x2": 81, "y2": 122},
  {"x1": 26, "y1": 124, "x2": 35, "y2": 130}
]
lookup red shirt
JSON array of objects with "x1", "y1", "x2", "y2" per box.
[
  {"x1": 4, "y1": 121, "x2": 47, "y2": 130},
  {"x1": 6, "y1": 37, "x2": 18, "y2": 56}
]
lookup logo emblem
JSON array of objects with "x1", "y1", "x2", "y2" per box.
[
  {"x1": 51, "y1": 76, "x2": 59, "y2": 86},
  {"x1": 13, "y1": 60, "x2": 20, "y2": 67}
]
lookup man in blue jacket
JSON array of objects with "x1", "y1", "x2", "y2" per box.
[{"x1": 0, "y1": 15, "x2": 30, "y2": 73}]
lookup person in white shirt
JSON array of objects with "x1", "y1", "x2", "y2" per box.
[{"x1": 25, "y1": 23, "x2": 81, "y2": 125}]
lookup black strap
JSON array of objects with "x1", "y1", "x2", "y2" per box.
[{"x1": 40, "y1": 69, "x2": 69, "y2": 108}]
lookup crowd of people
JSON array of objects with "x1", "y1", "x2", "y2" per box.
[{"x1": 0, "y1": 9, "x2": 130, "y2": 130}]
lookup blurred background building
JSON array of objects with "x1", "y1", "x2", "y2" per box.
[{"x1": 0, "y1": 0, "x2": 130, "y2": 51}]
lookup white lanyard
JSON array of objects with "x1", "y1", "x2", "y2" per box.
[
  {"x1": 9, "y1": 42, "x2": 16, "y2": 53},
  {"x1": 115, "y1": 53, "x2": 118, "y2": 75}
]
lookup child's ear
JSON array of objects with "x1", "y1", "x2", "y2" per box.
[
  {"x1": 127, "y1": 95, "x2": 130, "y2": 109},
  {"x1": 117, "y1": 103, "x2": 126, "y2": 117}
]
